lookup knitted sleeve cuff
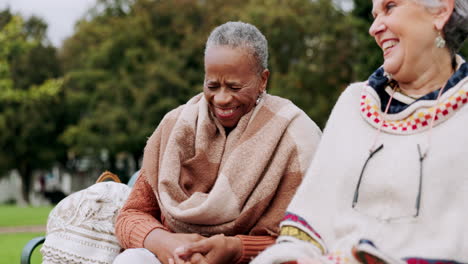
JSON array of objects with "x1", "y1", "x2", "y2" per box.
[
  {"x1": 128, "y1": 221, "x2": 170, "y2": 248},
  {"x1": 235, "y1": 235, "x2": 276, "y2": 264}
]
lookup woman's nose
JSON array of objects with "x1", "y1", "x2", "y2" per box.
[
  {"x1": 214, "y1": 89, "x2": 231, "y2": 105},
  {"x1": 369, "y1": 18, "x2": 386, "y2": 37}
]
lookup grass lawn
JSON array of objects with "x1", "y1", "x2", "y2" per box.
[
  {"x1": 0, "y1": 205, "x2": 52, "y2": 263},
  {"x1": 0, "y1": 232, "x2": 44, "y2": 263},
  {"x1": 0, "y1": 205, "x2": 52, "y2": 227}
]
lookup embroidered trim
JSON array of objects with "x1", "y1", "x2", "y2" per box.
[
  {"x1": 280, "y1": 225, "x2": 325, "y2": 253},
  {"x1": 41, "y1": 245, "x2": 111, "y2": 264},
  {"x1": 351, "y1": 239, "x2": 467, "y2": 264},
  {"x1": 352, "y1": 250, "x2": 386, "y2": 264},
  {"x1": 282, "y1": 211, "x2": 322, "y2": 239},
  {"x1": 360, "y1": 86, "x2": 468, "y2": 134},
  {"x1": 326, "y1": 251, "x2": 352, "y2": 264},
  {"x1": 48, "y1": 228, "x2": 120, "y2": 246},
  {"x1": 351, "y1": 242, "x2": 387, "y2": 264},
  {"x1": 405, "y1": 258, "x2": 466, "y2": 264},
  {"x1": 366, "y1": 57, "x2": 467, "y2": 115}
]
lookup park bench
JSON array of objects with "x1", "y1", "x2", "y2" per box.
[{"x1": 20, "y1": 170, "x2": 139, "y2": 264}]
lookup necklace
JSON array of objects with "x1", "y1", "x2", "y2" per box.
[
  {"x1": 394, "y1": 86, "x2": 423, "y2": 100},
  {"x1": 393, "y1": 67, "x2": 455, "y2": 100}
]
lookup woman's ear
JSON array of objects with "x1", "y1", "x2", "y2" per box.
[
  {"x1": 260, "y1": 69, "x2": 270, "y2": 91},
  {"x1": 433, "y1": 0, "x2": 455, "y2": 31}
]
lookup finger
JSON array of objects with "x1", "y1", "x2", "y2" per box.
[
  {"x1": 172, "y1": 254, "x2": 186, "y2": 264},
  {"x1": 174, "y1": 240, "x2": 212, "y2": 257},
  {"x1": 174, "y1": 246, "x2": 191, "y2": 260},
  {"x1": 173, "y1": 246, "x2": 196, "y2": 262},
  {"x1": 189, "y1": 233, "x2": 205, "y2": 242},
  {"x1": 190, "y1": 253, "x2": 208, "y2": 264}
]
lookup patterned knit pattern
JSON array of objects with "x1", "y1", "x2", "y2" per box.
[
  {"x1": 360, "y1": 81, "x2": 468, "y2": 134},
  {"x1": 41, "y1": 182, "x2": 131, "y2": 264},
  {"x1": 141, "y1": 93, "x2": 319, "y2": 235},
  {"x1": 282, "y1": 212, "x2": 322, "y2": 239},
  {"x1": 327, "y1": 251, "x2": 353, "y2": 264},
  {"x1": 405, "y1": 258, "x2": 466, "y2": 264},
  {"x1": 279, "y1": 212, "x2": 325, "y2": 253}
]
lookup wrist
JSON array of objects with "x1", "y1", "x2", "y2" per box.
[
  {"x1": 227, "y1": 236, "x2": 243, "y2": 263},
  {"x1": 143, "y1": 227, "x2": 171, "y2": 252}
]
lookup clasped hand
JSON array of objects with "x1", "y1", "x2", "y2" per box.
[
  {"x1": 144, "y1": 229, "x2": 242, "y2": 264},
  {"x1": 171, "y1": 234, "x2": 242, "y2": 264}
]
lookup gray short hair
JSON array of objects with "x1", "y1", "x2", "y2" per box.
[
  {"x1": 417, "y1": 0, "x2": 468, "y2": 55},
  {"x1": 205, "y1": 21, "x2": 268, "y2": 73}
]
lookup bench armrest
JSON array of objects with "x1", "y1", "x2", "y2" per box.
[{"x1": 20, "y1": 236, "x2": 45, "y2": 264}]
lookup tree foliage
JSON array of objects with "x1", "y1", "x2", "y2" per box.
[
  {"x1": 0, "y1": 12, "x2": 64, "y2": 203},
  {"x1": 1, "y1": 0, "x2": 467, "y2": 202},
  {"x1": 61, "y1": 0, "x2": 468, "y2": 177},
  {"x1": 58, "y1": 0, "x2": 368, "y2": 176}
]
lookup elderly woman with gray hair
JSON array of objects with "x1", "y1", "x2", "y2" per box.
[
  {"x1": 112, "y1": 21, "x2": 321, "y2": 264},
  {"x1": 253, "y1": 0, "x2": 468, "y2": 264}
]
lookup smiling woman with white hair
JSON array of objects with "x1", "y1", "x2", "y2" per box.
[
  {"x1": 253, "y1": 0, "x2": 468, "y2": 264},
  {"x1": 112, "y1": 21, "x2": 321, "y2": 264}
]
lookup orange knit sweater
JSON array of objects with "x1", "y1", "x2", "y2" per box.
[{"x1": 115, "y1": 174, "x2": 276, "y2": 263}]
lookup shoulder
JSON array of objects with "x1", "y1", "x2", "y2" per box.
[
  {"x1": 327, "y1": 82, "x2": 366, "y2": 117},
  {"x1": 264, "y1": 93, "x2": 294, "y2": 105},
  {"x1": 460, "y1": 74, "x2": 468, "y2": 88},
  {"x1": 264, "y1": 94, "x2": 311, "y2": 114},
  {"x1": 264, "y1": 95, "x2": 322, "y2": 168},
  {"x1": 317, "y1": 82, "x2": 368, "y2": 137},
  {"x1": 263, "y1": 94, "x2": 314, "y2": 122},
  {"x1": 339, "y1": 81, "x2": 366, "y2": 101},
  {"x1": 146, "y1": 93, "x2": 203, "y2": 144},
  {"x1": 158, "y1": 93, "x2": 204, "y2": 126},
  {"x1": 264, "y1": 94, "x2": 321, "y2": 134}
]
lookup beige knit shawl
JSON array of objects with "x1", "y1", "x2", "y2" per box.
[{"x1": 142, "y1": 93, "x2": 320, "y2": 236}]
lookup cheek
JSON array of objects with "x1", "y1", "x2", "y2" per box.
[
  {"x1": 203, "y1": 88, "x2": 212, "y2": 100},
  {"x1": 239, "y1": 91, "x2": 258, "y2": 107}
]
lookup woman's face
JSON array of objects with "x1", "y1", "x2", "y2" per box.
[
  {"x1": 203, "y1": 46, "x2": 269, "y2": 129},
  {"x1": 369, "y1": 0, "x2": 438, "y2": 81}
]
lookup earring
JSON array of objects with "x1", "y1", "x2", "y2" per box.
[
  {"x1": 256, "y1": 90, "x2": 266, "y2": 105},
  {"x1": 435, "y1": 31, "x2": 446, "y2": 48}
]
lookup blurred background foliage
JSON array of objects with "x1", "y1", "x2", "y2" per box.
[{"x1": 0, "y1": 0, "x2": 467, "y2": 203}]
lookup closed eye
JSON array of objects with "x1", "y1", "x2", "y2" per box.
[
  {"x1": 385, "y1": 1, "x2": 396, "y2": 13},
  {"x1": 205, "y1": 82, "x2": 219, "y2": 89}
]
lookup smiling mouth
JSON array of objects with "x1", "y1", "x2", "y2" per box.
[
  {"x1": 382, "y1": 40, "x2": 399, "y2": 55},
  {"x1": 214, "y1": 106, "x2": 239, "y2": 118}
]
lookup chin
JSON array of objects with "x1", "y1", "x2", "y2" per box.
[
  {"x1": 383, "y1": 61, "x2": 399, "y2": 76},
  {"x1": 219, "y1": 120, "x2": 237, "y2": 129},
  {"x1": 382, "y1": 53, "x2": 404, "y2": 76}
]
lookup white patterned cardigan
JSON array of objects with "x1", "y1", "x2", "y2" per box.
[
  {"x1": 253, "y1": 57, "x2": 468, "y2": 264},
  {"x1": 41, "y1": 182, "x2": 131, "y2": 264}
]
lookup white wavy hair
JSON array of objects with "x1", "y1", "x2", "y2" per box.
[{"x1": 416, "y1": 0, "x2": 468, "y2": 55}]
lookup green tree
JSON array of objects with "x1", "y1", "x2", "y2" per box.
[
  {"x1": 60, "y1": 0, "x2": 365, "y2": 169},
  {"x1": 0, "y1": 13, "x2": 64, "y2": 203},
  {"x1": 60, "y1": 0, "x2": 200, "y2": 178},
  {"x1": 352, "y1": 0, "x2": 373, "y2": 23},
  {"x1": 238, "y1": 0, "x2": 369, "y2": 125}
]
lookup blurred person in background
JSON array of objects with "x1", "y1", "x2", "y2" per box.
[
  {"x1": 252, "y1": 0, "x2": 468, "y2": 263},
  {"x1": 113, "y1": 21, "x2": 321, "y2": 264}
]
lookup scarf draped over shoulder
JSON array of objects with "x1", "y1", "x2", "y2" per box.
[{"x1": 141, "y1": 93, "x2": 321, "y2": 236}]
